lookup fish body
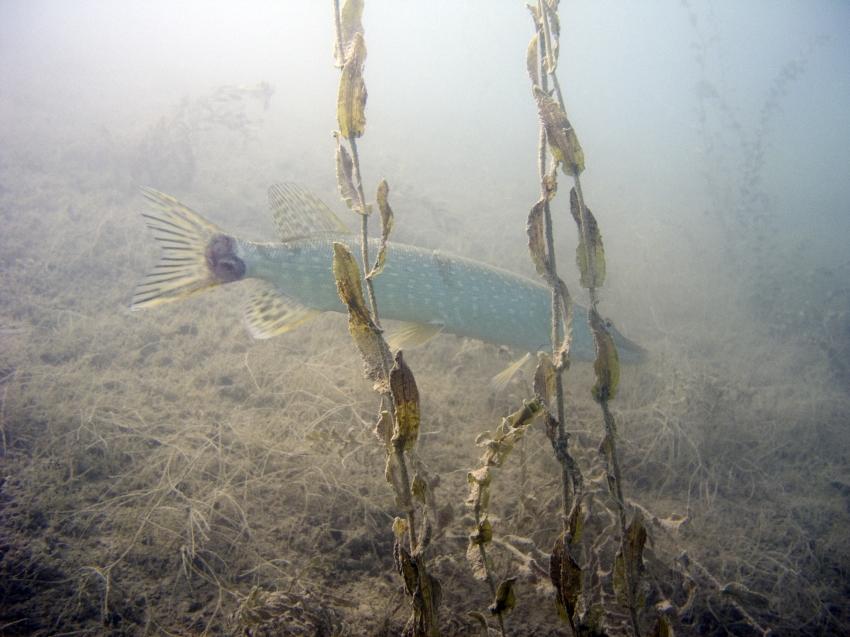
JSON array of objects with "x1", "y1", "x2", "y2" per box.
[
  {"x1": 241, "y1": 236, "x2": 556, "y2": 353},
  {"x1": 132, "y1": 184, "x2": 643, "y2": 362}
]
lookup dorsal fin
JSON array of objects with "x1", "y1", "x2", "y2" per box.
[{"x1": 268, "y1": 183, "x2": 350, "y2": 241}]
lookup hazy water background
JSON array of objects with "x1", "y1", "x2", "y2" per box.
[
  {"x1": 1, "y1": 1, "x2": 849, "y2": 634},
  {"x1": 2, "y1": 0, "x2": 849, "y2": 347}
]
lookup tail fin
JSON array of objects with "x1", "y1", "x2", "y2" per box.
[{"x1": 131, "y1": 188, "x2": 243, "y2": 310}]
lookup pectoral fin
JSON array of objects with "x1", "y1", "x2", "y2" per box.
[
  {"x1": 491, "y1": 352, "x2": 533, "y2": 391},
  {"x1": 243, "y1": 284, "x2": 321, "y2": 339},
  {"x1": 386, "y1": 321, "x2": 444, "y2": 351}
]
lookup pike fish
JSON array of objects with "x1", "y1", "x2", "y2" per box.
[{"x1": 131, "y1": 184, "x2": 644, "y2": 363}]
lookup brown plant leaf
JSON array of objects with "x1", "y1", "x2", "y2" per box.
[
  {"x1": 466, "y1": 537, "x2": 492, "y2": 582},
  {"x1": 390, "y1": 351, "x2": 420, "y2": 451},
  {"x1": 527, "y1": 197, "x2": 552, "y2": 280},
  {"x1": 332, "y1": 242, "x2": 391, "y2": 391},
  {"x1": 334, "y1": 135, "x2": 360, "y2": 212},
  {"x1": 534, "y1": 352, "x2": 560, "y2": 435},
  {"x1": 552, "y1": 277, "x2": 573, "y2": 368},
  {"x1": 466, "y1": 467, "x2": 491, "y2": 511},
  {"x1": 533, "y1": 86, "x2": 584, "y2": 175},
  {"x1": 533, "y1": 353, "x2": 557, "y2": 408},
  {"x1": 570, "y1": 188, "x2": 606, "y2": 289},
  {"x1": 411, "y1": 473, "x2": 428, "y2": 504},
  {"x1": 551, "y1": 531, "x2": 582, "y2": 621},
  {"x1": 589, "y1": 308, "x2": 620, "y2": 402},
  {"x1": 613, "y1": 511, "x2": 647, "y2": 608},
  {"x1": 337, "y1": 32, "x2": 367, "y2": 139},
  {"x1": 367, "y1": 179, "x2": 394, "y2": 278},
  {"x1": 480, "y1": 399, "x2": 543, "y2": 468}
]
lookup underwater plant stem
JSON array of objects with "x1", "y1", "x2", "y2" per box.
[
  {"x1": 536, "y1": 12, "x2": 575, "y2": 523},
  {"x1": 349, "y1": 138, "x2": 382, "y2": 326},
  {"x1": 601, "y1": 402, "x2": 641, "y2": 637},
  {"x1": 393, "y1": 444, "x2": 419, "y2": 550},
  {"x1": 539, "y1": 0, "x2": 565, "y2": 108},
  {"x1": 331, "y1": 0, "x2": 381, "y2": 326},
  {"x1": 472, "y1": 499, "x2": 508, "y2": 637},
  {"x1": 332, "y1": 0, "x2": 344, "y2": 66}
]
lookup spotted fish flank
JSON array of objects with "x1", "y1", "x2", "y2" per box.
[{"x1": 132, "y1": 184, "x2": 645, "y2": 362}]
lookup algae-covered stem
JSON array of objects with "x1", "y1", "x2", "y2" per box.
[
  {"x1": 472, "y1": 498, "x2": 508, "y2": 637},
  {"x1": 351, "y1": 139, "x2": 383, "y2": 325},
  {"x1": 565, "y1": 74, "x2": 640, "y2": 637},
  {"x1": 332, "y1": 0, "x2": 419, "y2": 559},
  {"x1": 332, "y1": 0, "x2": 381, "y2": 326},
  {"x1": 535, "y1": 1, "x2": 578, "y2": 522},
  {"x1": 534, "y1": 2, "x2": 642, "y2": 634},
  {"x1": 544, "y1": 6, "x2": 639, "y2": 633}
]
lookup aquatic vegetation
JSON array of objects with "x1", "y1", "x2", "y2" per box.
[
  {"x1": 326, "y1": 2, "x2": 441, "y2": 634},
  {"x1": 2, "y1": 3, "x2": 849, "y2": 637},
  {"x1": 131, "y1": 82, "x2": 273, "y2": 191}
]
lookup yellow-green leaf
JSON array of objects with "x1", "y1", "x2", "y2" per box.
[
  {"x1": 392, "y1": 515, "x2": 408, "y2": 540},
  {"x1": 570, "y1": 188, "x2": 605, "y2": 288},
  {"x1": 334, "y1": 0, "x2": 364, "y2": 67},
  {"x1": 589, "y1": 308, "x2": 620, "y2": 402},
  {"x1": 390, "y1": 351, "x2": 420, "y2": 451},
  {"x1": 489, "y1": 577, "x2": 517, "y2": 616},
  {"x1": 533, "y1": 86, "x2": 584, "y2": 175},
  {"x1": 469, "y1": 518, "x2": 492, "y2": 546},
  {"x1": 332, "y1": 242, "x2": 391, "y2": 391},
  {"x1": 337, "y1": 32, "x2": 367, "y2": 139},
  {"x1": 368, "y1": 179, "x2": 394, "y2": 279}
]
